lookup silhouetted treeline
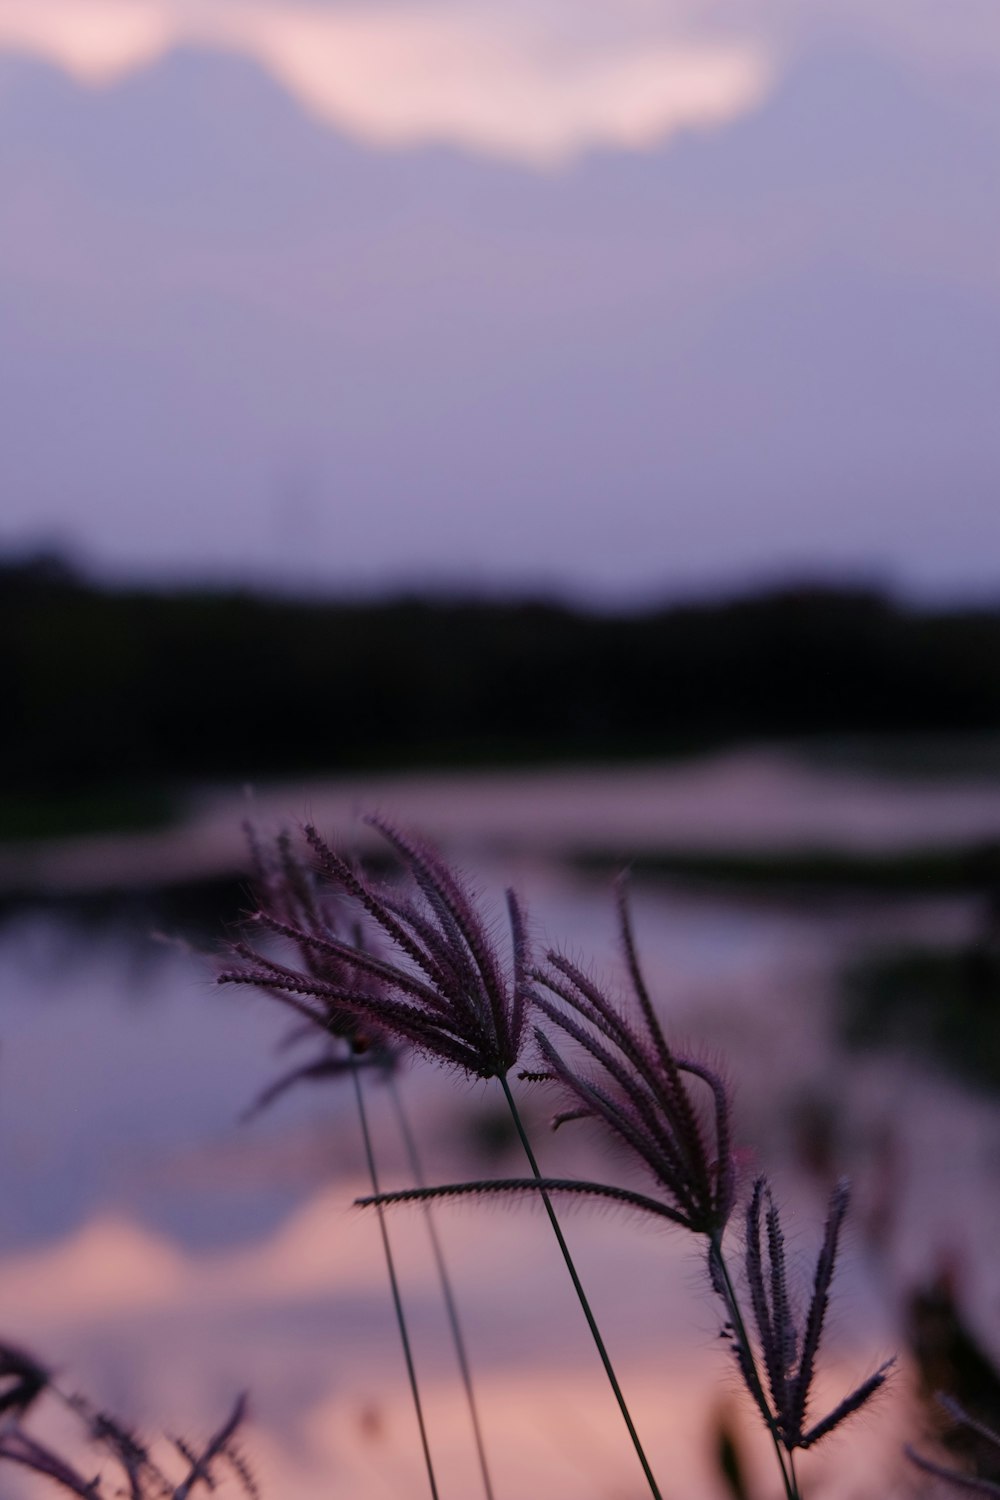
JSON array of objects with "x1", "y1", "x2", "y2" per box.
[{"x1": 5, "y1": 553, "x2": 1000, "y2": 803}]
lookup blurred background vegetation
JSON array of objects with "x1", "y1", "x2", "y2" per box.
[{"x1": 6, "y1": 548, "x2": 1000, "y2": 840}]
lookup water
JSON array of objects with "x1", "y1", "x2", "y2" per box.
[{"x1": 1, "y1": 754, "x2": 998, "y2": 1497}]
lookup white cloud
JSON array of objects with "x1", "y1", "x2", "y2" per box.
[
  {"x1": 0, "y1": 0, "x2": 774, "y2": 164},
  {"x1": 239, "y1": 7, "x2": 771, "y2": 163},
  {"x1": 12, "y1": 0, "x2": 999, "y2": 166},
  {"x1": 0, "y1": 0, "x2": 173, "y2": 81}
]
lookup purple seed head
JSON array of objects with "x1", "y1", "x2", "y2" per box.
[
  {"x1": 528, "y1": 881, "x2": 736, "y2": 1237},
  {"x1": 219, "y1": 819, "x2": 531, "y2": 1080}
]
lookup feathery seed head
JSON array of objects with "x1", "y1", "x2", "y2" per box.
[
  {"x1": 528, "y1": 881, "x2": 736, "y2": 1237},
  {"x1": 216, "y1": 824, "x2": 396, "y2": 1061},
  {"x1": 738, "y1": 1176, "x2": 894, "y2": 1451},
  {"x1": 219, "y1": 819, "x2": 531, "y2": 1080}
]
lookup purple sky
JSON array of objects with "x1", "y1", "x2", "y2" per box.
[{"x1": 2, "y1": 1, "x2": 1000, "y2": 604}]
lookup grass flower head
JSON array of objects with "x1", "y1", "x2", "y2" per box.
[
  {"x1": 737, "y1": 1176, "x2": 894, "y2": 1452},
  {"x1": 528, "y1": 879, "x2": 736, "y2": 1236},
  {"x1": 219, "y1": 819, "x2": 531, "y2": 1080}
]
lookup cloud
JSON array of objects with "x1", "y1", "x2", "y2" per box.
[
  {"x1": 0, "y1": 0, "x2": 773, "y2": 164},
  {"x1": 0, "y1": 0, "x2": 172, "y2": 81},
  {"x1": 242, "y1": 8, "x2": 771, "y2": 162},
  {"x1": 7, "y1": 0, "x2": 998, "y2": 166}
]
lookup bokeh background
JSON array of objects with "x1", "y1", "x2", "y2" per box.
[{"x1": 3, "y1": 3, "x2": 1000, "y2": 1495}]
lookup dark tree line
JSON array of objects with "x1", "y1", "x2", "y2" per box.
[{"x1": 5, "y1": 552, "x2": 1000, "y2": 805}]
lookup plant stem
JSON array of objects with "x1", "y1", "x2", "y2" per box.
[
  {"x1": 387, "y1": 1072, "x2": 497, "y2": 1500},
  {"x1": 499, "y1": 1073, "x2": 664, "y2": 1500},
  {"x1": 708, "y1": 1234, "x2": 799, "y2": 1500},
  {"x1": 350, "y1": 1056, "x2": 440, "y2": 1500}
]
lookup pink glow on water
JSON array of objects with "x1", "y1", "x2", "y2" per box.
[
  {"x1": 0, "y1": 1178, "x2": 907, "y2": 1498},
  {"x1": 9, "y1": 748, "x2": 1000, "y2": 897},
  {"x1": 2, "y1": 759, "x2": 998, "y2": 1495}
]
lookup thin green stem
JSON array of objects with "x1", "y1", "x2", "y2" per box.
[
  {"x1": 387, "y1": 1072, "x2": 497, "y2": 1500},
  {"x1": 499, "y1": 1073, "x2": 664, "y2": 1500},
  {"x1": 350, "y1": 1056, "x2": 440, "y2": 1500},
  {"x1": 708, "y1": 1234, "x2": 798, "y2": 1500}
]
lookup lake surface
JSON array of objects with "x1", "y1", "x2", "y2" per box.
[{"x1": 1, "y1": 752, "x2": 998, "y2": 1498}]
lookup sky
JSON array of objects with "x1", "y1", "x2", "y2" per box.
[{"x1": 2, "y1": 0, "x2": 1000, "y2": 604}]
